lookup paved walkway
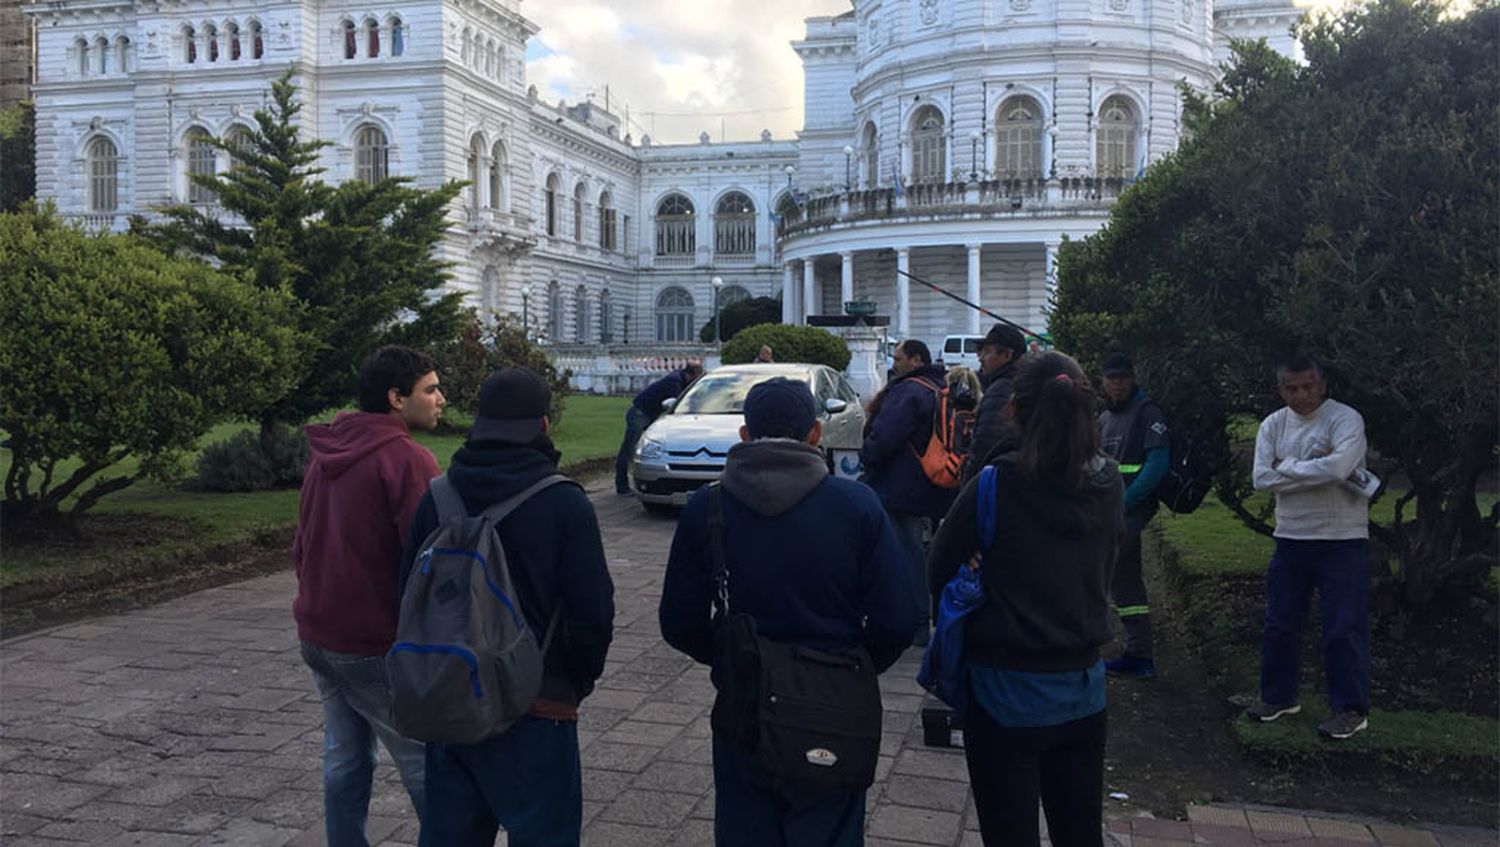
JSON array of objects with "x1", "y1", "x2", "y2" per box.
[{"x1": 2, "y1": 486, "x2": 1492, "y2": 846}]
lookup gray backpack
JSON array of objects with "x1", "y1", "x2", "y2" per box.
[{"x1": 387, "y1": 473, "x2": 573, "y2": 744}]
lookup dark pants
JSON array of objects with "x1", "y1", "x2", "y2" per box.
[
  {"x1": 1111, "y1": 528, "x2": 1152, "y2": 659},
  {"x1": 419, "y1": 716, "x2": 582, "y2": 847},
  {"x1": 888, "y1": 509, "x2": 931, "y2": 630},
  {"x1": 1259, "y1": 538, "x2": 1371, "y2": 714},
  {"x1": 614, "y1": 406, "x2": 653, "y2": 493},
  {"x1": 964, "y1": 706, "x2": 1107, "y2": 847},
  {"x1": 711, "y1": 734, "x2": 866, "y2": 847}
]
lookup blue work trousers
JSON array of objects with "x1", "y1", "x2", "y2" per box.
[{"x1": 1259, "y1": 538, "x2": 1371, "y2": 714}]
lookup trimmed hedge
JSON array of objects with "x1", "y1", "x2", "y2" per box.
[{"x1": 721, "y1": 324, "x2": 850, "y2": 371}]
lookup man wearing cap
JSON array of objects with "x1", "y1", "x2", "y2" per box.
[
  {"x1": 962, "y1": 323, "x2": 1028, "y2": 484},
  {"x1": 294, "y1": 345, "x2": 442, "y2": 844},
  {"x1": 398, "y1": 368, "x2": 614, "y2": 846},
  {"x1": 615, "y1": 362, "x2": 705, "y2": 495},
  {"x1": 1097, "y1": 351, "x2": 1171, "y2": 680},
  {"x1": 660, "y1": 377, "x2": 917, "y2": 847}
]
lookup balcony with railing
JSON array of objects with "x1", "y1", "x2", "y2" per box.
[
  {"x1": 464, "y1": 206, "x2": 537, "y2": 254},
  {"x1": 775, "y1": 176, "x2": 1129, "y2": 241}
]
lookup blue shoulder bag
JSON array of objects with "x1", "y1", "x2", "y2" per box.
[{"x1": 917, "y1": 465, "x2": 997, "y2": 715}]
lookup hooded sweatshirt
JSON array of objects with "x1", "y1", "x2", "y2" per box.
[
  {"x1": 659, "y1": 439, "x2": 918, "y2": 676},
  {"x1": 928, "y1": 452, "x2": 1124, "y2": 672},
  {"x1": 293, "y1": 411, "x2": 440, "y2": 656}
]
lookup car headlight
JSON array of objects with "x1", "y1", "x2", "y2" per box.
[{"x1": 636, "y1": 436, "x2": 665, "y2": 461}]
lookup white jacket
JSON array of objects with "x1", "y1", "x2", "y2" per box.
[{"x1": 1253, "y1": 399, "x2": 1370, "y2": 541}]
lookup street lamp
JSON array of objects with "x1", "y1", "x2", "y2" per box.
[
  {"x1": 711, "y1": 276, "x2": 724, "y2": 347},
  {"x1": 842, "y1": 144, "x2": 854, "y2": 191},
  {"x1": 521, "y1": 285, "x2": 532, "y2": 336},
  {"x1": 969, "y1": 129, "x2": 981, "y2": 183}
]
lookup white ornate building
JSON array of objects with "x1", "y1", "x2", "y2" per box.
[{"x1": 26, "y1": 0, "x2": 1300, "y2": 358}]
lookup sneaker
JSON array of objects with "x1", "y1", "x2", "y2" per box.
[
  {"x1": 1245, "y1": 700, "x2": 1301, "y2": 722},
  {"x1": 1317, "y1": 710, "x2": 1368, "y2": 740},
  {"x1": 1104, "y1": 655, "x2": 1157, "y2": 680}
]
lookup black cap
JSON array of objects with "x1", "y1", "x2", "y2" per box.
[
  {"x1": 468, "y1": 368, "x2": 550, "y2": 444},
  {"x1": 1101, "y1": 352, "x2": 1134, "y2": 377},
  {"x1": 743, "y1": 377, "x2": 819, "y2": 440},
  {"x1": 983, "y1": 323, "x2": 1026, "y2": 357}
]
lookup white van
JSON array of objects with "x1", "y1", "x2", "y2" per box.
[{"x1": 938, "y1": 335, "x2": 985, "y2": 371}]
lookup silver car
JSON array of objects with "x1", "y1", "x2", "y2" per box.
[{"x1": 630, "y1": 363, "x2": 867, "y2": 510}]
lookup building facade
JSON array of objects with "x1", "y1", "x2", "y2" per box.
[{"x1": 25, "y1": 0, "x2": 1300, "y2": 357}]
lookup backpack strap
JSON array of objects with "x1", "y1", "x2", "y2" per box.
[
  {"x1": 707, "y1": 482, "x2": 730, "y2": 618},
  {"x1": 429, "y1": 474, "x2": 467, "y2": 523},
  {"x1": 477, "y1": 473, "x2": 577, "y2": 525}
]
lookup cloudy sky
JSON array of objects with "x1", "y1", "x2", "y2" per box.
[{"x1": 523, "y1": 0, "x2": 852, "y2": 145}]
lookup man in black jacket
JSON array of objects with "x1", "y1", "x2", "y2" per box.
[
  {"x1": 660, "y1": 378, "x2": 916, "y2": 847},
  {"x1": 961, "y1": 323, "x2": 1027, "y2": 484},
  {"x1": 398, "y1": 368, "x2": 614, "y2": 847},
  {"x1": 615, "y1": 362, "x2": 704, "y2": 495}
]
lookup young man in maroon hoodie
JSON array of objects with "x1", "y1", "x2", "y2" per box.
[{"x1": 293, "y1": 345, "x2": 445, "y2": 847}]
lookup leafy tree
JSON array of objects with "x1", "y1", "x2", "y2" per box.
[
  {"x1": 721, "y1": 324, "x2": 851, "y2": 371},
  {"x1": 699, "y1": 296, "x2": 782, "y2": 342},
  {"x1": 430, "y1": 310, "x2": 571, "y2": 427},
  {"x1": 0, "y1": 205, "x2": 301, "y2": 521},
  {"x1": 1050, "y1": 0, "x2": 1499, "y2": 610},
  {"x1": 138, "y1": 71, "x2": 466, "y2": 434},
  {"x1": 0, "y1": 101, "x2": 35, "y2": 212}
]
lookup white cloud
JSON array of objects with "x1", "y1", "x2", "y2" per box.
[{"x1": 522, "y1": 0, "x2": 851, "y2": 144}]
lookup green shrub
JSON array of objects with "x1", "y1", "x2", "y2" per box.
[
  {"x1": 431, "y1": 310, "x2": 571, "y2": 427},
  {"x1": 196, "y1": 426, "x2": 308, "y2": 492},
  {"x1": 721, "y1": 324, "x2": 850, "y2": 371},
  {"x1": 699, "y1": 296, "x2": 782, "y2": 343}
]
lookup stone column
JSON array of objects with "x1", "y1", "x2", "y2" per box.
[
  {"x1": 803, "y1": 257, "x2": 818, "y2": 321},
  {"x1": 1044, "y1": 240, "x2": 1061, "y2": 332},
  {"x1": 896, "y1": 247, "x2": 911, "y2": 337},
  {"x1": 966, "y1": 243, "x2": 983, "y2": 335},
  {"x1": 782, "y1": 261, "x2": 797, "y2": 324},
  {"x1": 840, "y1": 251, "x2": 854, "y2": 313}
]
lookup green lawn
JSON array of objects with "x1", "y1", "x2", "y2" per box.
[{"x1": 0, "y1": 395, "x2": 630, "y2": 588}]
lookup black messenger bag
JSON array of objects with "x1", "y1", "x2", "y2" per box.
[{"x1": 706, "y1": 483, "x2": 882, "y2": 791}]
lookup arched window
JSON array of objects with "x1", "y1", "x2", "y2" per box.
[
  {"x1": 484, "y1": 41, "x2": 495, "y2": 76},
  {"x1": 713, "y1": 191, "x2": 755, "y2": 257},
  {"x1": 996, "y1": 96, "x2": 1044, "y2": 181},
  {"x1": 1097, "y1": 95, "x2": 1138, "y2": 179},
  {"x1": 862, "y1": 122, "x2": 878, "y2": 188},
  {"x1": 598, "y1": 191, "x2": 616, "y2": 251},
  {"x1": 76, "y1": 38, "x2": 89, "y2": 75},
  {"x1": 87, "y1": 137, "x2": 118, "y2": 212},
  {"x1": 572, "y1": 182, "x2": 586, "y2": 242},
  {"x1": 183, "y1": 26, "x2": 196, "y2": 63},
  {"x1": 390, "y1": 18, "x2": 404, "y2": 56},
  {"x1": 654, "y1": 193, "x2": 695, "y2": 257},
  {"x1": 655, "y1": 287, "x2": 695, "y2": 342},
  {"x1": 225, "y1": 127, "x2": 254, "y2": 169},
  {"x1": 544, "y1": 173, "x2": 560, "y2": 236},
  {"x1": 599, "y1": 290, "x2": 612, "y2": 343},
  {"x1": 460, "y1": 28, "x2": 471, "y2": 64},
  {"x1": 467, "y1": 136, "x2": 483, "y2": 210},
  {"x1": 116, "y1": 36, "x2": 130, "y2": 72},
  {"x1": 354, "y1": 125, "x2": 388, "y2": 184},
  {"x1": 546, "y1": 280, "x2": 563, "y2": 342},
  {"x1": 186, "y1": 128, "x2": 217, "y2": 204},
  {"x1": 249, "y1": 21, "x2": 263, "y2": 59},
  {"x1": 204, "y1": 24, "x2": 218, "y2": 62},
  {"x1": 574, "y1": 285, "x2": 589, "y2": 342},
  {"x1": 225, "y1": 23, "x2": 240, "y2": 60},
  {"x1": 365, "y1": 18, "x2": 380, "y2": 58},
  {"x1": 910, "y1": 105, "x2": 946, "y2": 184},
  {"x1": 493, "y1": 45, "x2": 504, "y2": 80},
  {"x1": 489, "y1": 142, "x2": 506, "y2": 210},
  {"x1": 719, "y1": 285, "x2": 751, "y2": 308},
  {"x1": 342, "y1": 20, "x2": 357, "y2": 60},
  {"x1": 96, "y1": 38, "x2": 109, "y2": 74}
]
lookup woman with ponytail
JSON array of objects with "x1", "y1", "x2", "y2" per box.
[{"x1": 927, "y1": 351, "x2": 1124, "y2": 847}]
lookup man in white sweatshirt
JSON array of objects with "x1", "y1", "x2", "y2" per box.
[{"x1": 1248, "y1": 354, "x2": 1371, "y2": 740}]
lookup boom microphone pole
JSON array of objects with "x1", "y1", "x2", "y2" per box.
[{"x1": 893, "y1": 267, "x2": 1040, "y2": 339}]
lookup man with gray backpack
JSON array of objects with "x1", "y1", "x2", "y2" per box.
[{"x1": 393, "y1": 368, "x2": 614, "y2": 847}]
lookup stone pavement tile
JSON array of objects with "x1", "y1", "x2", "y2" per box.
[
  {"x1": 597, "y1": 788, "x2": 699, "y2": 828},
  {"x1": 1131, "y1": 838, "x2": 1195, "y2": 847},
  {"x1": 222, "y1": 687, "x2": 307, "y2": 713},
  {"x1": 1189, "y1": 806, "x2": 1251, "y2": 828},
  {"x1": 1246, "y1": 811, "x2": 1314, "y2": 839},
  {"x1": 102, "y1": 775, "x2": 211, "y2": 808},
  {"x1": 243, "y1": 788, "x2": 323, "y2": 831},
  {"x1": 598, "y1": 719, "x2": 685, "y2": 747},
  {"x1": 582, "y1": 767, "x2": 638, "y2": 803},
  {"x1": 630, "y1": 701, "x2": 705, "y2": 726},
  {"x1": 690, "y1": 792, "x2": 715, "y2": 821},
  {"x1": 656, "y1": 733, "x2": 712, "y2": 764},
  {"x1": 96, "y1": 832, "x2": 199, "y2": 846},
  {"x1": 890, "y1": 747, "x2": 969, "y2": 781},
  {"x1": 585, "y1": 686, "x2": 652, "y2": 711},
  {"x1": 1132, "y1": 818, "x2": 1195, "y2": 840},
  {"x1": 583, "y1": 821, "x2": 673, "y2": 847},
  {"x1": 866, "y1": 803, "x2": 964, "y2": 846},
  {"x1": 598, "y1": 671, "x2": 677, "y2": 693},
  {"x1": 583, "y1": 741, "x2": 660, "y2": 773},
  {"x1": 1367, "y1": 825, "x2": 1441, "y2": 846},
  {"x1": 1306, "y1": 818, "x2": 1376, "y2": 841},
  {"x1": 578, "y1": 706, "x2": 633, "y2": 733},
  {"x1": 1, "y1": 773, "x2": 113, "y2": 816},
  {"x1": 1191, "y1": 823, "x2": 1263, "y2": 846},
  {"x1": 666, "y1": 817, "x2": 715, "y2": 845},
  {"x1": 151, "y1": 793, "x2": 258, "y2": 836},
  {"x1": 35, "y1": 819, "x2": 127, "y2": 842},
  {"x1": 0, "y1": 812, "x2": 51, "y2": 837},
  {"x1": 630, "y1": 760, "x2": 713, "y2": 795},
  {"x1": 192, "y1": 816, "x2": 310, "y2": 846},
  {"x1": 880, "y1": 773, "x2": 971, "y2": 814}
]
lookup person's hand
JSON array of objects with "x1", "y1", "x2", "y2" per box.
[{"x1": 966, "y1": 552, "x2": 982, "y2": 571}]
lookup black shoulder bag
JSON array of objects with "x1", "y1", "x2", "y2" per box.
[{"x1": 706, "y1": 483, "x2": 883, "y2": 791}]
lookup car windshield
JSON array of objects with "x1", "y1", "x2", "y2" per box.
[{"x1": 672, "y1": 371, "x2": 805, "y2": 415}]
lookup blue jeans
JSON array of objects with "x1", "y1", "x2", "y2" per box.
[
  {"x1": 712, "y1": 734, "x2": 866, "y2": 847},
  {"x1": 888, "y1": 509, "x2": 931, "y2": 630},
  {"x1": 300, "y1": 642, "x2": 426, "y2": 847},
  {"x1": 420, "y1": 716, "x2": 582, "y2": 847},
  {"x1": 615, "y1": 406, "x2": 653, "y2": 493},
  {"x1": 1259, "y1": 538, "x2": 1371, "y2": 714}
]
